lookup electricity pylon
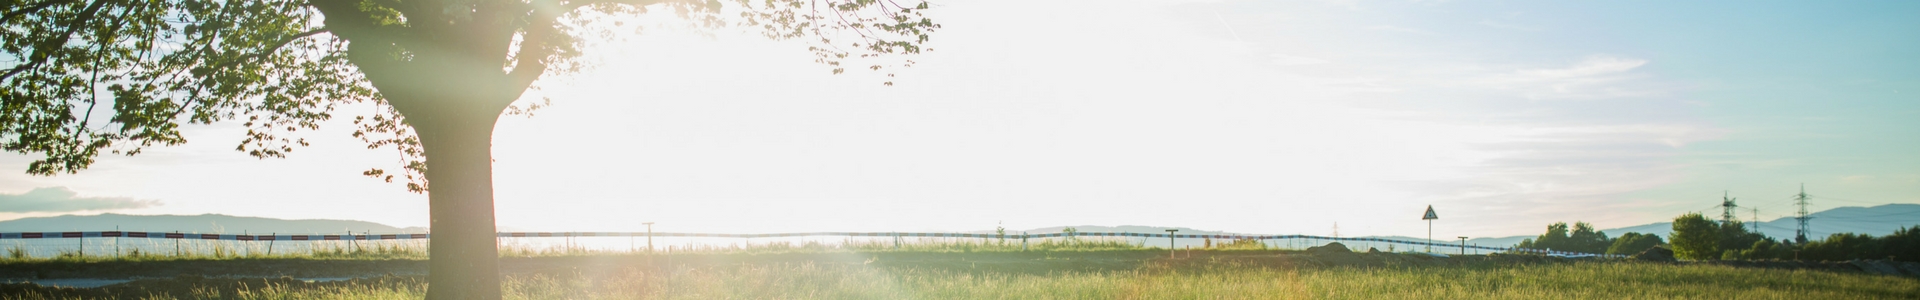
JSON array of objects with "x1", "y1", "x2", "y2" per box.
[
  {"x1": 1794, "y1": 184, "x2": 1813, "y2": 243},
  {"x1": 1720, "y1": 191, "x2": 1739, "y2": 225}
]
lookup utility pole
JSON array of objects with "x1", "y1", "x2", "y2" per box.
[
  {"x1": 1719, "y1": 191, "x2": 1739, "y2": 225},
  {"x1": 1794, "y1": 184, "x2": 1813, "y2": 243},
  {"x1": 1750, "y1": 208, "x2": 1760, "y2": 232},
  {"x1": 1458, "y1": 236, "x2": 1469, "y2": 256},
  {"x1": 643, "y1": 222, "x2": 655, "y2": 253},
  {"x1": 1165, "y1": 229, "x2": 1179, "y2": 258}
]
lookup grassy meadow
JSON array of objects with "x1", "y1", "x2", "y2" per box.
[
  {"x1": 8, "y1": 258, "x2": 1915, "y2": 299},
  {"x1": 3, "y1": 239, "x2": 1918, "y2": 299}
]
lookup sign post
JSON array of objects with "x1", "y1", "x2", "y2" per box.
[{"x1": 1422, "y1": 205, "x2": 1438, "y2": 253}]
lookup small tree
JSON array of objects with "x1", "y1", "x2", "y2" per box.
[
  {"x1": 1519, "y1": 221, "x2": 1610, "y2": 253},
  {"x1": 1568, "y1": 222, "x2": 1611, "y2": 253},
  {"x1": 1669, "y1": 213, "x2": 1720, "y2": 260},
  {"x1": 1606, "y1": 232, "x2": 1664, "y2": 255},
  {"x1": 1722, "y1": 238, "x2": 1787, "y2": 260},
  {"x1": 1717, "y1": 220, "x2": 1765, "y2": 256},
  {"x1": 1519, "y1": 222, "x2": 1571, "y2": 251}
]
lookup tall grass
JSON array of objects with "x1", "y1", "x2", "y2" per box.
[
  {"x1": 31, "y1": 261, "x2": 1911, "y2": 299},
  {"x1": 2, "y1": 235, "x2": 1281, "y2": 263}
]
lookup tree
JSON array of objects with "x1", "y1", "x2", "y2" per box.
[
  {"x1": 1873, "y1": 225, "x2": 1920, "y2": 259},
  {"x1": 1567, "y1": 221, "x2": 1611, "y2": 253},
  {"x1": 2, "y1": 1, "x2": 938, "y2": 298},
  {"x1": 1884, "y1": 225, "x2": 1920, "y2": 262},
  {"x1": 1518, "y1": 222, "x2": 1570, "y2": 251},
  {"x1": 1716, "y1": 220, "x2": 1765, "y2": 257},
  {"x1": 1517, "y1": 221, "x2": 1610, "y2": 254},
  {"x1": 1669, "y1": 213, "x2": 1720, "y2": 260},
  {"x1": 1606, "y1": 232, "x2": 1664, "y2": 255},
  {"x1": 1722, "y1": 237, "x2": 1787, "y2": 260},
  {"x1": 1800, "y1": 232, "x2": 1883, "y2": 261}
]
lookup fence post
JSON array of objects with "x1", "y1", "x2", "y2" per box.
[{"x1": 1021, "y1": 232, "x2": 1028, "y2": 251}]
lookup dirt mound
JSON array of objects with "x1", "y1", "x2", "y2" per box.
[
  {"x1": 1306, "y1": 243, "x2": 1352, "y2": 255},
  {"x1": 1631, "y1": 246, "x2": 1677, "y2": 263}
]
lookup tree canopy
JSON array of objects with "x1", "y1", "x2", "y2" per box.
[
  {"x1": 1605, "y1": 232, "x2": 1663, "y2": 255},
  {"x1": 2, "y1": 0, "x2": 936, "y2": 188},
  {"x1": 1516, "y1": 221, "x2": 1611, "y2": 254},
  {"x1": 4, "y1": 0, "x2": 939, "y2": 298}
]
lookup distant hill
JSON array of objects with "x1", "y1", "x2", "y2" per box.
[
  {"x1": 1474, "y1": 203, "x2": 1920, "y2": 247},
  {"x1": 0, "y1": 213, "x2": 426, "y2": 234},
  {"x1": 1015, "y1": 204, "x2": 1920, "y2": 249}
]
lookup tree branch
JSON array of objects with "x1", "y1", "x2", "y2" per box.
[
  {"x1": 0, "y1": 0, "x2": 76, "y2": 23},
  {"x1": 0, "y1": 0, "x2": 113, "y2": 83},
  {"x1": 206, "y1": 28, "x2": 330, "y2": 71},
  {"x1": 0, "y1": 65, "x2": 30, "y2": 82},
  {"x1": 502, "y1": 6, "x2": 561, "y2": 105}
]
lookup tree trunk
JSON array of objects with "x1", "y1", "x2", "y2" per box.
[{"x1": 409, "y1": 103, "x2": 506, "y2": 300}]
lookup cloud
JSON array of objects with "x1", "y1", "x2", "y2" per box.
[
  {"x1": 1366, "y1": 25, "x2": 1433, "y2": 35},
  {"x1": 1477, "y1": 19, "x2": 1544, "y2": 32},
  {"x1": 1388, "y1": 123, "x2": 1725, "y2": 232},
  {"x1": 1518, "y1": 56, "x2": 1647, "y2": 79},
  {"x1": 0, "y1": 187, "x2": 160, "y2": 213},
  {"x1": 1270, "y1": 53, "x2": 1332, "y2": 66},
  {"x1": 1465, "y1": 55, "x2": 1662, "y2": 100}
]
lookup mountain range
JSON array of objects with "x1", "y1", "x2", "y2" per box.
[
  {"x1": 993, "y1": 204, "x2": 1920, "y2": 248},
  {"x1": 1421, "y1": 203, "x2": 1920, "y2": 248}
]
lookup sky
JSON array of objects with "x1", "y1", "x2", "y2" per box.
[{"x1": 2, "y1": 0, "x2": 1916, "y2": 239}]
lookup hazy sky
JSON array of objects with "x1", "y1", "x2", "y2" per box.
[{"x1": 2, "y1": 0, "x2": 1915, "y2": 239}]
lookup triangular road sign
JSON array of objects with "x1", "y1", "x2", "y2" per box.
[{"x1": 1422, "y1": 205, "x2": 1438, "y2": 220}]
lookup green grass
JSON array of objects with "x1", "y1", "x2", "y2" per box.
[
  {"x1": 11, "y1": 260, "x2": 1910, "y2": 299},
  {"x1": 3, "y1": 236, "x2": 1167, "y2": 264},
  {"x1": 609, "y1": 262, "x2": 1918, "y2": 299},
  {"x1": 5, "y1": 239, "x2": 1916, "y2": 299},
  {"x1": 7, "y1": 250, "x2": 1918, "y2": 299}
]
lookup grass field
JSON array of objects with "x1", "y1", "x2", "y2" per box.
[{"x1": 3, "y1": 240, "x2": 1918, "y2": 299}]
